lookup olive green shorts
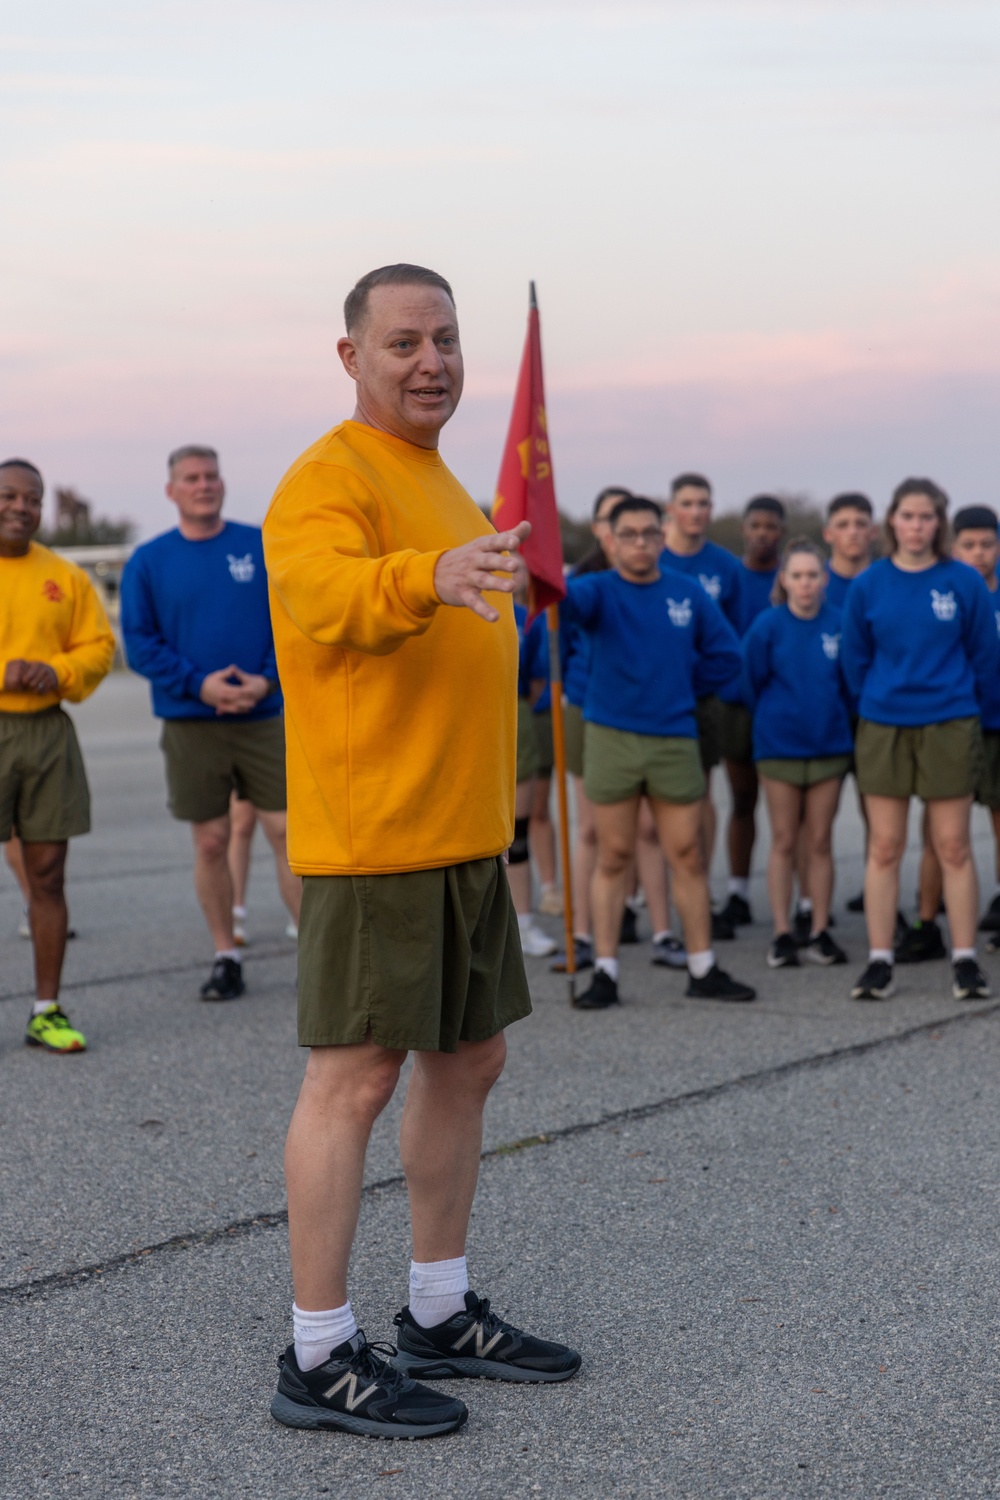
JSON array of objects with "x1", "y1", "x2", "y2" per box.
[
  {"x1": 855, "y1": 716, "x2": 982, "y2": 801},
  {"x1": 0, "y1": 705, "x2": 91, "y2": 843},
  {"x1": 583, "y1": 722, "x2": 706, "y2": 806},
  {"x1": 977, "y1": 730, "x2": 1000, "y2": 810},
  {"x1": 756, "y1": 755, "x2": 853, "y2": 788},
  {"x1": 160, "y1": 715, "x2": 287, "y2": 823},
  {"x1": 564, "y1": 702, "x2": 585, "y2": 779},
  {"x1": 532, "y1": 709, "x2": 554, "y2": 776},
  {"x1": 296, "y1": 856, "x2": 532, "y2": 1052},
  {"x1": 695, "y1": 695, "x2": 722, "y2": 772},
  {"x1": 720, "y1": 702, "x2": 754, "y2": 765},
  {"x1": 516, "y1": 698, "x2": 539, "y2": 784}
]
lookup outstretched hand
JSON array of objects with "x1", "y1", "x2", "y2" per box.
[{"x1": 433, "y1": 521, "x2": 532, "y2": 623}]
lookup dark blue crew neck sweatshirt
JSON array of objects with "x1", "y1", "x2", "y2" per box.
[
  {"x1": 121, "y1": 521, "x2": 280, "y2": 721},
  {"x1": 742, "y1": 602, "x2": 854, "y2": 760}
]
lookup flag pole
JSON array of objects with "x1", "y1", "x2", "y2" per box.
[{"x1": 546, "y1": 603, "x2": 576, "y2": 1001}]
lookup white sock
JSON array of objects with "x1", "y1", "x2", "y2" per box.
[
  {"x1": 727, "y1": 878, "x2": 750, "y2": 900},
  {"x1": 293, "y1": 1300, "x2": 357, "y2": 1371},
  {"x1": 687, "y1": 949, "x2": 715, "y2": 979},
  {"x1": 869, "y1": 949, "x2": 893, "y2": 964},
  {"x1": 595, "y1": 956, "x2": 619, "y2": 981},
  {"x1": 573, "y1": 931, "x2": 592, "y2": 944},
  {"x1": 652, "y1": 930, "x2": 673, "y2": 944},
  {"x1": 540, "y1": 880, "x2": 556, "y2": 894},
  {"x1": 625, "y1": 894, "x2": 643, "y2": 914},
  {"x1": 952, "y1": 947, "x2": 976, "y2": 962},
  {"x1": 32, "y1": 999, "x2": 57, "y2": 1015},
  {"x1": 232, "y1": 905, "x2": 247, "y2": 919},
  {"x1": 214, "y1": 949, "x2": 242, "y2": 963},
  {"x1": 797, "y1": 898, "x2": 813, "y2": 915},
  {"x1": 409, "y1": 1256, "x2": 469, "y2": 1328},
  {"x1": 517, "y1": 912, "x2": 535, "y2": 932}
]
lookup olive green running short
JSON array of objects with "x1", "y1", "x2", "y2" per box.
[
  {"x1": 297, "y1": 855, "x2": 532, "y2": 1053},
  {"x1": 0, "y1": 705, "x2": 90, "y2": 843},
  {"x1": 532, "y1": 709, "x2": 554, "y2": 776},
  {"x1": 720, "y1": 701, "x2": 754, "y2": 765},
  {"x1": 695, "y1": 694, "x2": 722, "y2": 772},
  {"x1": 516, "y1": 698, "x2": 539, "y2": 784},
  {"x1": 160, "y1": 715, "x2": 287, "y2": 823},
  {"x1": 563, "y1": 701, "x2": 585, "y2": 779},
  {"x1": 855, "y1": 716, "x2": 982, "y2": 801},
  {"x1": 756, "y1": 754, "x2": 853, "y2": 788},
  {"x1": 583, "y1": 722, "x2": 705, "y2": 806},
  {"x1": 977, "y1": 730, "x2": 1000, "y2": 810}
]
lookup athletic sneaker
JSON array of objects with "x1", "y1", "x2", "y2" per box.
[
  {"x1": 719, "y1": 893, "x2": 752, "y2": 927},
  {"x1": 25, "y1": 1004, "x2": 86, "y2": 1053},
  {"x1": 977, "y1": 894, "x2": 1000, "y2": 933},
  {"x1": 519, "y1": 921, "x2": 558, "y2": 958},
  {"x1": 894, "y1": 918, "x2": 946, "y2": 964},
  {"x1": 767, "y1": 933, "x2": 799, "y2": 969},
  {"x1": 801, "y1": 930, "x2": 848, "y2": 966},
  {"x1": 685, "y1": 965, "x2": 756, "y2": 1002},
  {"x1": 651, "y1": 935, "x2": 687, "y2": 968},
  {"x1": 619, "y1": 906, "x2": 640, "y2": 944},
  {"x1": 270, "y1": 1332, "x2": 467, "y2": 1439},
  {"x1": 952, "y1": 958, "x2": 991, "y2": 1001},
  {"x1": 846, "y1": 891, "x2": 865, "y2": 913},
  {"x1": 792, "y1": 908, "x2": 811, "y2": 947},
  {"x1": 711, "y1": 910, "x2": 736, "y2": 942},
  {"x1": 393, "y1": 1292, "x2": 581, "y2": 1384},
  {"x1": 572, "y1": 970, "x2": 620, "y2": 1009},
  {"x1": 550, "y1": 937, "x2": 594, "y2": 973},
  {"x1": 850, "y1": 960, "x2": 895, "y2": 1001},
  {"x1": 200, "y1": 956, "x2": 245, "y2": 1001}
]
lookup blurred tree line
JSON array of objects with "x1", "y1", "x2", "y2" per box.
[{"x1": 38, "y1": 487, "x2": 135, "y2": 548}]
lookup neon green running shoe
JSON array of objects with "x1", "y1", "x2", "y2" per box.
[{"x1": 25, "y1": 1004, "x2": 87, "y2": 1053}]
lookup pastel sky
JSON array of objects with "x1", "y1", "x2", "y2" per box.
[{"x1": 3, "y1": 0, "x2": 999, "y2": 535}]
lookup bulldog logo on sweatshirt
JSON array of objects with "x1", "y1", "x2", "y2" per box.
[
  {"x1": 821, "y1": 632, "x2": 840, "y2": 660},
  {"x1": 698, "y1": 573, "x2": 722, "y2": 601},
  {"x1": 930, "y1": 589, "x2": 956, "y2": 622},
  {"x1": 667, "y1": 597, "x2": 693, "y2": 627},
  {"x1": 227, "y1": 553, "x2": 256, "y2": 583}
]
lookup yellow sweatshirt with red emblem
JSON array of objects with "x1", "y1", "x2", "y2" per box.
[
  {"x1": 0, "y1": 543, "x2": 116, "y2": 713},
  {"x1": 263, "y1": 421, "x2": 517, "y2": 876}
]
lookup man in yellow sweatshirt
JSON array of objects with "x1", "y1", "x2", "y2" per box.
[
  {"x1": 0, "y1": 459, "x2": 116, "y2": 1053},
  {"x1": 263, "y1": 265, "x2": 580, "y2": 1439}
]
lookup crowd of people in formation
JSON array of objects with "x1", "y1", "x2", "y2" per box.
[
  {"x1": 516, "y1": 475, "x2": 1000, "y2": 1011},
  {"x1": 5, "y1": 451, "x2": 1000, "y2": 1049}
]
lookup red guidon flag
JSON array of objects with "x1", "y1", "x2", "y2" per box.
[{"x1": 492, "y1": 283, "x2": 566, "y2": 615}]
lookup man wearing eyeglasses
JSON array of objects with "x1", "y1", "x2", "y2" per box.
[{"x1": 562, "y1": 495, "x2": 756, "y2": 1009}]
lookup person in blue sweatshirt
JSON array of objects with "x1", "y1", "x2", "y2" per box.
[
  {"x1": 841, "y1": 477, "x2": 999, "y2": 1005},
  {"x1": 121, "y1": 445, "x2": 300, "y2": 1002},
  {"x1": 743, "y1": 539, "x2": 854, "y2": 970},
  {"x1": 561, "y1": 494, "x2": 755, "y2": 1010},
  {"x1": 508, "y1": 594, "x2": 557, "y2": 959}
]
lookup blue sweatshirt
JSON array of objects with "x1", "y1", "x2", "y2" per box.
[
  {"x1": 742, "y1": 602, "x2": 854, "y2": 760},
  {"x1": 718, "y1": 564, "x2": 779, "y2": 705},
  {"x1": 523, "y1": 612, "x2": 552, "y2": 713},
  {"x1": 824, "y1": 565, "x2": 868, "y2": 612},
  {"x1": 841, "y1": 557, "x2": 999, "y2": 727},
  {"x1": 562, "y1": 568, "x2": 742, "y2": 738},
  {"x1": 515, "y1": 603, "x2": 531, "y2": 699},
  {"x1": 121, "y1": 522, "x2": 281, "y2": 721},
  {"x1": 976, "y1": 582, "x2": 1000, "y2": 732},
  {"x1": 660, "y1": 540, "x2": 743, "y2": 630}
]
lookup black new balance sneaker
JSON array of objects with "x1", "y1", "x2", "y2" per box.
[
  {"x1": 767, "y1": 933, "x2": 799, "y2": 969},
  {"x1": 850, "y1": 959, "x2": 895, "y2": 1001},
  {"x1": 801, "y1": 930, "x2": 848, "y2": 966},
  {"x1": 894, "y1": 918, "x2": 946, "y2": 964},
  {"x1": 685, "y1": 964, "x2": 756, "y2": 1002},
  {"x1": 572, "y1": 970, "x2": 620, "y2": 1009},
  {"x1": 392, "y1": 1292, "x2": 581, "y2": 1384},
  {"x1": 719, "y1": 893, "x2": 752, "y2": 927},
  {"x1": 200, "y1": 956, "x2": 244, "y2": 1001},
  {"x1": 270, "y1": 1332, "x2": 467, "y2": 1439},
  {"x1": 952, "y1": 958, "x2": 991, "y2": 1001}
]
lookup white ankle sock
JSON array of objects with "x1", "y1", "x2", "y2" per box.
[
  {"x1": 517, "y1": 912, "x2": 535, "y2": 932},
  {"x1": 293, "y1": 1300, "x2": 357, "y2": 1371},
  {"x1": 952, "y1": 947, "x2": 976, "y2": 962},
  {"x1": 687, "y1": 949, "x2": 715, "y2": 979},
  {"x1": 652, "y1": 930, "x2": 673, "y2": 944},
  {"x1": 408, "y1": 1256, "x2": 469, "y2": 1328},
  {"x1": 797, "y1": 898, "x2": 813, "y2": 915},
  {"x1": 727, "y1": 878, "x2": 750, "y2": 900},
  {"x1": 232, "y1": 905, "x2": 247, "y2": 919},
  {"x1": 214, "y1": 949, "x2": 241, "y2": 963},
  {"x1": 32, "y1": 1000, "x2": 57, "y2": 1015},
  {"x1": 595, "y1": 956, "x2": 619, "y2": 981},
  {"x1": 869, "y1": 949, "x2": 893, "y2": 964}
]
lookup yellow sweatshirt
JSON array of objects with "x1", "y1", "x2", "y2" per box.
[
  {"x1": 0, "y1": 543, "x2": 116, "y2": 713},
  {"x1": 263, "y1": 421, "x2": 517, "y2": 876}
]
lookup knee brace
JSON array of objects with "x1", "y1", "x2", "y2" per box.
[{"x1": 509, "y1": 816, "x2": 530, "y2": 865}]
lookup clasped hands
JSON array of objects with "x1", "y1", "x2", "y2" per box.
[
  {"x1": 199, "y1": 665, "x2": 272, "y2": 716},
  {"x1": 3, "y1": 659, "x2": 59, "y2": 695},
  {"x1": 433, "y1": 521, "x2": 532, "y2": 623}
]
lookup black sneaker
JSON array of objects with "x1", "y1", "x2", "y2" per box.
[
  {"x1": 572, "y1": 970, "x2": 620, "y2": 1009},
  {"x1": 952, "y1": 958, "x2": 991, "y2": 1001},
  {"x1": 393, "y1": 1292, "x2": 581, "y2": 1384},
  {"x1": 767, "y1": 933, "x2": 800, "y2": 969},
  {"x1": 846, "y1": 891, "x2": 865, "y2": 913},
  {"x1": 719, "y1": 893, "x2": 752, "y2": 927},
  {"x1": 711, "y1": 910, "x2": 736, "y2": 941},
  {"x1": 549, "y1": 937, "x2": 594, "y2": 973},
  {"x1": 270, "y1": 1332, "x2": 467, "y2": 1438},
  {"x1": 978, "y1": 894, "x2": 1000, "y2": 933},
  {"x1": 850, "y1": 960, "x2": 895, "y2": 1001},
  {"x1": 802, "y1": 929, "x2": 848, "y2": 966},
  {"x1": 650, "y1": 935, "x2": 687, "y2": 968},
  {"x1": 792, "y1": 908, "x2": 812, "y2": 946},
  {"x1": 199, "y1": 956, "x2": 245, "y2": 1001},
  {"x1": 894, "y1": 918, "x2": 946, "y2": 964},
  {"x1": 685, "y1": 964, "x2": 756, "y2": 1002},
  {"x1": 619, "y1": 906, "x2": 640, "y2": 944}
]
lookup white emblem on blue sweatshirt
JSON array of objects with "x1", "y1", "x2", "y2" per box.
[
  {"x1": 821, "y1": 632, "x2": 840, "y2": 660},
  {"x1": 698, "y1": 573, "x2": 721, "y2": 601},
  {"x1": 227, "y1": 553, "x2": 255, "y2": 583},
  {"x1": 667, "y1": 597, "x2": 692, "y2": 627},
  {"x1": 930, "y1": 589, "x2": 956, "y2": 621}
]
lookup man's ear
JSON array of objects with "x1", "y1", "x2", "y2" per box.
[{"x1": 337, "y1": 336, "x2": 360, "y2": 382}]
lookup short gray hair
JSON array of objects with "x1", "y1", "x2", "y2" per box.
[
  {"x1": 168, "y1": 444, "x2": 218, "y2": 475},
  {"x1": 344, "y1": 264, "x2": 455, "y2": 335}
]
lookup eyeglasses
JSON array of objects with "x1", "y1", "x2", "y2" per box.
[{"x1": 614, "y1": 528, "x2": 662, "y2": 546}]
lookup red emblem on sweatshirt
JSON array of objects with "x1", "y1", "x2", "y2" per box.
[{"x1": 42, "y1": 580, "x2": 65, "y2": 602}]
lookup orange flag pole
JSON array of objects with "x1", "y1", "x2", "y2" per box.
[{"x1": 546, "y1": 604, "x2": 577, "y2": 999}]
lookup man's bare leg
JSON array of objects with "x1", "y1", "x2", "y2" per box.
[
  {"x1": 257, "y1": 808, "x2": 303, "y2": 924},
  {"x1": 648, "y1": 799, "x2": 711, "y2": 954},
  {"x1": 862, "y1": 795, "x2": 909, "y2": 950},
  {"x1": 191, "y1": 813, "x2": 236, "y2": 950},
  {"x1": 22, "y1": 840, "x2": 68, "y2": 998},
  {"x1": 724, "y1": 757, "x2": 759, "y2": 883},
  {"x1": 591, "y1": 797, "x2": 641, "y2": 960}
]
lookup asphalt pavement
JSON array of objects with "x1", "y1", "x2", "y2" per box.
[{"x1": 2, "y1": 674, "x2": 998, "y2": 1499}]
